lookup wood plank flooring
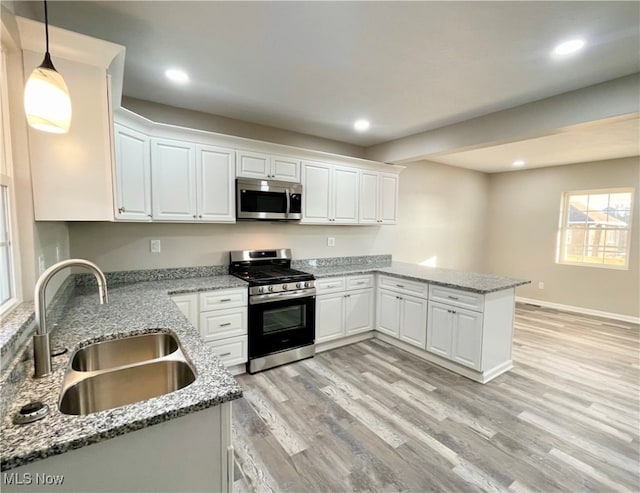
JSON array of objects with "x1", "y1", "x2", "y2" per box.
[{"x1": 232, "y1": 304, "x2": 640, "y2": 492}]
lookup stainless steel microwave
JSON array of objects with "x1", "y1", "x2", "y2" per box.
[{"x1": 236, "y1": 178, "x2": 302, "y2": 221}]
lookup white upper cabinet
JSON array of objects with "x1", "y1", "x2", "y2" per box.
[
  {"x1": 301, "y1": 161, "x2": 332, "y2": 223},
  {"x1": 271, "y1": 155, "x2": 301, "y2": 182},
  {"x1": 301, "y1": 161, "x2": 358, "y2": 224},
  {"x1": 236, "y1": 150, "x2": 300, "y2": 182},
  {"x1": 380, "y1": 173, "x2": 399, "y2": 224},
  {"x1": 114, "y1": 124, "x2": 151, "y2": 221},
  {"x1": 151, "y1": 138, "x2": 197, "y2": 221},
  {"x1": 359, "y1": 171, "x2": 398, "y2": 224},
  {"x1": 196, "y1": 145, "x2": 236, "y2": 222},
  {"x1": 333, "y1": 166, "x2": 359, "y2": 224}
]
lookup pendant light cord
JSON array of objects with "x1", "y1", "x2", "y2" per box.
[{"x1": 44, "y1": 0, "x2": 49, "y2": 54}]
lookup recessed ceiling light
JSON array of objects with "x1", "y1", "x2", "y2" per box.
[
  {"x1": 512, "y1": 160, "x2": 526, "y2": 167},
  {"x1": 552, "y1": 39, "x2": 585, "y2": 56},
  {"x1": 165, "y1": 69, "x2": 189, "y2": 84},
  {"x1": 354, "y1": 119, "x2": 370, "y2": 132}
]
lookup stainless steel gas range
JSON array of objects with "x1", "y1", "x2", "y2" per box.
[{"x1": 229, "y1": 249, "x2": 316, "y2": 373}]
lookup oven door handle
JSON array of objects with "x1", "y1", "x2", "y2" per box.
[{"x1": 250, "y1": 289, "x2": 316, "y2": 305}]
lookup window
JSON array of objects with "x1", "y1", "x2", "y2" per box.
[
  {"x1": 557, "y1": 188, "x2": 634, "y2": 269},
  {"x1": 0, "y1": 47, "x2": 20, "y2": 315}
]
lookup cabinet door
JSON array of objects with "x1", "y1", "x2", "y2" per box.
[
  {"x1": 376, "y1": 289, "x2": 400, "y2": 337},
  {"x1": 236, "y1": 150, "x2": 269, "y2": 179},
  {"x1": 451, "y1": 308, "x2": 483, "y2": 370},
  {"x1": 333, "y1": 166, "x2": 359, "y2": 224},
  {"x1": 171, "y1": 293, "x2": 199, "y2": 329},
  {"x1": 399, "y1": 294, "x2": 428, "y2": 349},
  {"x1": 271, "y1": 156, "x2": 300, "y2": 182},
  {"x1": 359, "y1": 171, "x2": 379, "y2": 224},
  {"x1": 196, "y1": 145, "x2": 235, "y2": 222},
  {"x1": 301, "y1": 161, "x2": 332, "y2": 223},
  {"x1": 316, "y1": 293, "x2": 345, "y2": 343},
  {"x1": 114, "y1": 124, "x2": 151, "y2": 221},
  {"x1": 379, "y1": 174, "x2": 398, "y2": 224},
  {"x1": 345, "y1": 289, "x2": 374, "y2": 335},
  {"x1": 151, "y1": 138, "x2": 196, "y2": 221},
  {"x1": 426, "y1": 301, "x2": 453, "y2": 358}
]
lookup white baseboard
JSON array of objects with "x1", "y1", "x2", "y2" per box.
[{"x1": 516, "y1": 297, "x2": 640, "y2": 325}]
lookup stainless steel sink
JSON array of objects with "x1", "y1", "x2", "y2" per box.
[
  {"x1": 59, "y1": 360, "x2": 196, "y2": 415},
  {"x1": 71, "y1": 333, "x2": 179, "y2": 371},
  {"x1": 59, "y1": 331, "x2": 196, "y2": 416}
]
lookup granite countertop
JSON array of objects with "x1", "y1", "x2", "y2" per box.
[
  {"x1": 1, "y1": 275, "x2": 247, "y2": 471},
  {"x1": 306, "y1": 261, "x2": 530, "y2": 293}
]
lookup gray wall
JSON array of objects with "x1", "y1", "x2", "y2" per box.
[
  {"x1": 485, "y1": 156, "x2": 640, "y2": 318},
  {"x1": 68, "y1": 162, "x2": 487, "y2": 272}
]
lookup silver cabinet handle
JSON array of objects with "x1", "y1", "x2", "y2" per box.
[
  {"x1": 219, "y1": 298, "x2": 232, "y2": 302},
  {"x1": 219, "y1": 322, "x2": 231, "y2": 327},
  {"x1": 356, "y1": 281, "x2": 366, "y2": 285},
  {"x1": 118, "y1": 207, "x2": 125, "y2": 213},
  {"x1": 396, "y1": 284, "x2": 405, "y2": 288},
  {"x1": 448, "y1": 295, "x2": 459, "y2": 300},
  {"x1": 220, "y1": 352, "x2": 232, "y2": 357}
]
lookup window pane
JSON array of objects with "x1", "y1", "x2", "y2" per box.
[
  {"x1": 567, "y1": 194, "x2": 589, "y2": 226},
  {"x1": 0, "y1": 185, "x2": 13, "y2": 306},
  {"x1": 558, "y1": 189, "x2": 633, "y2": 269}
]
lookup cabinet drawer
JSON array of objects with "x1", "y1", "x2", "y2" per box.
[
  {"x1": 346, "y1": 274, "x2": 374, "y2": 290},
  {"x1": 429, "y1": 285, "x2": 484, "y2": 312},
  {"x1": 200, "y1": 307, "x2": 247, "y2": 342},
  {"x1": 207, "y1": 335, "x2": 248, "y2": 367},
  {"x1": 378, "y1": 275, "x2": 428, "y2": 298},
  {"x1": 200, "y1": 289, "x2": 247, "y2": 311},
  {"x1": 315, "y1": 277, "x2": 346, "y2": 295}
]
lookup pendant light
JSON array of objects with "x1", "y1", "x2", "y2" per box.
[{"x1": 23, "y1": 0, "x2": 72, "y2": 134}]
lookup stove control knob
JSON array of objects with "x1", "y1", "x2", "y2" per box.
[
  {"x1": 267, "y1": 286, "x2": 274, "y2": 292},
  {"x1": 305, "y1": 281, "x2": 312, "y2": 288},
  {"x1": 258, "y1": 286, "x2": 265, "y2": 293},
  {"x1": 296, "y1": 282, "x2": 303, "y2": 289},
  {"x1": 282, "y1": 284, "x2": 288, "y2": 291}
]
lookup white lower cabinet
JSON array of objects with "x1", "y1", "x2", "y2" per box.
[
  {"x1": 316, "y1": 275, "x2": 374, "y2": 344},
  {"x1": 376, "y1": 288, "x2": 427, "y2": 349},
  {"x1": 426, "y1": 286, "x2": 484, "y2": 371},
  {"x1": 198, "y1": 288, "x2": 248, "y2": 369},
  {"x1": 171, "y1": 293, "x2": 199, "y2": 328}
]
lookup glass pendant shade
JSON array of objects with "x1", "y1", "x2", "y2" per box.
[{"x1": 24, "y1": 53, "x2": 72, "y2": 134}]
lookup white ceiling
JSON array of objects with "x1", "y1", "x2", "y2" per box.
[
  {"x1": 12, "y1": 1, "x2": 640, "y2": 168},
  {"x1": 429, "y1": 116, "x2": 640, "y2": 173}
]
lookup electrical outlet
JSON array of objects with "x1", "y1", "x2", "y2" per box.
[
  {"x1": 327, "y1": 237, "x2": 336, "y2": 247},
  {"x1": 38, "y1": 255, "x2": 45, "y2": 275},
  {"x1": 538, "y1": 281, "x2": 544, "y2": 289},
  {"x1": 150, "y1": 239, "x2": 161, "y2": 253}
]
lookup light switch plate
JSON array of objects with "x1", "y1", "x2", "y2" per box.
[
  {"x1": 327, "y1": 237, "x2": 336, "y2": 247},
  {"x1": 150, "y1": 240, "x2": 161, "y2": 253}
]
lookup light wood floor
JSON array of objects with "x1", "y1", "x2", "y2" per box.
[{"x1": 232, "y1": 304, "x2": 640, "y2": 493}]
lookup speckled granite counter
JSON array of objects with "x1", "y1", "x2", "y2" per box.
[
  {"x1": 1, "y1": 275, "x2": 246, "y2": 471},
  {"x1": 305, "y1": 260, "x2": 529, "y2": 293}
]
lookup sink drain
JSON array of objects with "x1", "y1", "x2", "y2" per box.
[{"x1": 13, "y1": 401, "x2": 49, "y2": 425}]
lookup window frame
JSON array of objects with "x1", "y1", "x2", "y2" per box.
[
  {"x1": 0, "y1": 46, "x2": 22, "y2": 316},
  {"x1": 556, "y1": 187, "x2": 635, "y2": 270}
]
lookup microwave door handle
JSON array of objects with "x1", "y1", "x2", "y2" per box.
[{"x1": 285, "y1": 188, "x2": 290, "y2": 218}]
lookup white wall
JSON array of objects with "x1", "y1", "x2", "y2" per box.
[
  {"x1": 485, "y1": 157, "x2": 640, "y2": 319},
  {"x1": 67, "y1": 162, "x2": 487, "y2": 272}
]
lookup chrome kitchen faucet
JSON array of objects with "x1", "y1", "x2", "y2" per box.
[{"x1": 33, "y1": 259, "x2": 108, "y2": 378}]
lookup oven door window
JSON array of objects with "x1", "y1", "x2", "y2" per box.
[{"x1": 263, "y1": 305, "x2": 305, "y2": 334}]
